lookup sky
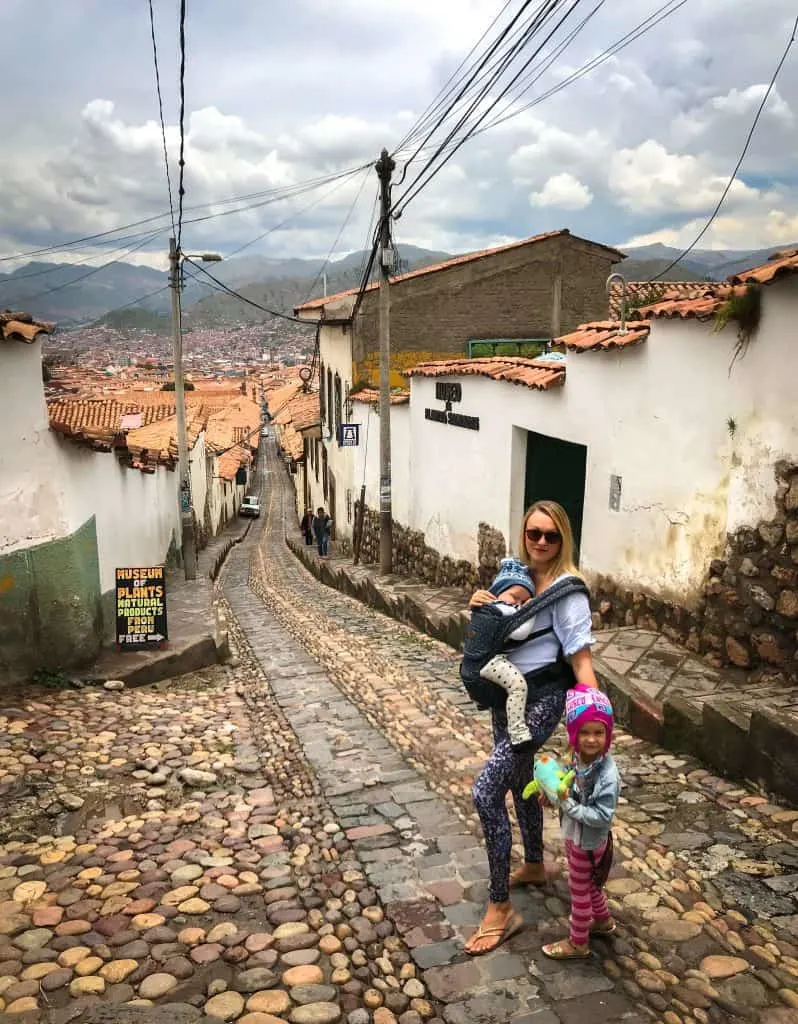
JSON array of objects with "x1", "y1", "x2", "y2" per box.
[{"x1": 1, "y1": 0, "x2": 797, "y2": 272}]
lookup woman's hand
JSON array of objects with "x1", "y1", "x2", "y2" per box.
[{"x1": 469, "y1": 589, "x2": 496, "y2": 608}]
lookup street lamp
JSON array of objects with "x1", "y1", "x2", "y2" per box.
[{"x1": 168, "y1": 238, "x2": 222, "y2": 580}]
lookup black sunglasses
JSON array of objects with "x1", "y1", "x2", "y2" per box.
[{"x1": 525, "y1": 527, "x2": 562, "y2": 545}]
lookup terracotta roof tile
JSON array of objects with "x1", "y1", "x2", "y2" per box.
[
  {"x1": 273, "y1": 391, "x2": 320, "y2": 432},
  {"x1": 608, "y1": 281, "x2": 709, "y2": 318},
  {"x1": 557, "y1": 320, "x2": 650, "y2": 351},
  {"x1": 1, "y1": 310, "x2": 55, "y2": 343},
  {"x1": 350, "y1": 387, "x2": 409, "y2": 405},
  {"x1": 217, "y1": 445, "x2": 251, "y2": 481},
  {"x1": 295, "y1": 230, "x2": 625, "y2": 314},
  {"x1": 404, "y1": 356, "x2": 565, "y2": 390},
  {"x1": 205, "y1": 396, "x2": 261, "y2": 453},
  {"x1": 276, "y1": 423, "x2": 305, "y2": 461},
  {"x1": 635, "y1": 285, "x2": 736, "y2": 320},
  {"x1": 729, "y1": 247, "x2": 798, "y2": 285}
]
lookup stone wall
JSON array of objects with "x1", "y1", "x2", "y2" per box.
[
  {"x1": 591, "y1": 461, "x2": 798, "y2": 684},
  {"x1": 341, "y1": 504, "x2": 507, "y2": 590}
]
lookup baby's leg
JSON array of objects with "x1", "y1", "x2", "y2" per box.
[{"x1": 480, "y1": 656, "x2": 533, "y2": 748}]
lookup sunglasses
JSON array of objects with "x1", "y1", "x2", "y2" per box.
[{"x1": 525, "y1": 527, "x2": 562, "y2": 545}]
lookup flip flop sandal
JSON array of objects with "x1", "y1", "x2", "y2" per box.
[
  {"x1": 589, "y1": 920, "x2": 617, "y2": 936},
  {"x1": 542, "y1": 940, "x2": 590, "y2": 960},
  {"x1": 465, "y1": 912, "x2": 524, "y2": 957}
]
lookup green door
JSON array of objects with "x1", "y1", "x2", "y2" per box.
[{"x1": 524, "y1": 430, "x2": 587, "y2": 559}]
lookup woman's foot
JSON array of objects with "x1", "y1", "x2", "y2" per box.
[
  {"x1": 542, "y1": 938, "x2": 590, "y2": 960},
  {"x1": 464, "y1": 903, "x2": 524, "y2": 956},
  {"x1": 509, "y1": 862, "x2": 547, "y2": 888}
]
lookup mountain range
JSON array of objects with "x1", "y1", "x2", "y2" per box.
[{"x1": 2, "y1": 240, "x2": 793, "y2": 330}]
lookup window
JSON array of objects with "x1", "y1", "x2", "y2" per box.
[
  {"x1": 322, "y1": 446, "x2": 328, "y2": 498},
  {"x1": 319, "y1": 361, "x2": 326, "y2": 426},
  {"x1": 314, "y1": 439, "x2": 320, "y2": 481},
  {"x1": 326, "y1": 369, "x2": 333, "y2": 436},
  {"x1": 334, "y1": 373, "x2": 342, "y2": 440}
]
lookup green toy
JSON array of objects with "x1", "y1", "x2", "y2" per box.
[{"x1": 522, "y1": 753, "x2": 575, "y2": 805}]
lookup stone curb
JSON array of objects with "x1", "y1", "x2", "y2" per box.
[{"x1": 286, "y1": 532, "x2": 798, "y2": 806}]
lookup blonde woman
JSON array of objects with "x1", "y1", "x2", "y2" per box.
[{"x1": 464, "y1": 500, "x2": 599, "y2": 956}]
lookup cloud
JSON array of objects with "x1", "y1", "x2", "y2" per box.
[
  {"x1": 529, "y1": 173, "x2": 592, "y2": 211},
  {"x1": 0, "y1": 0, "x2": 797, "y2": 271}
]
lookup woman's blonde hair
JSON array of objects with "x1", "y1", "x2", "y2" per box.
[{"x1": 518, "y1": 499, "x2": 583, "y2": 580}]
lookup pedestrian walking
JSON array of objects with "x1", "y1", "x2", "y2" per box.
[
  {"x1": 541, "y1": 686, "x2": 619, "y2": 959},
  {"x1": 300, "y1": 509, "x2": 314, "y2": 546},
  {"x1": 463, "y1": 500, "x2": 599, "y2": 956},
  {"x1": 312, "y1": 506, "x2": 333, "y2": 558}
]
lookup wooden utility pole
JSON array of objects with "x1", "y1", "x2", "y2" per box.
[{"x1": 375, "y1": 148, "x2": 395, "y2": 575}]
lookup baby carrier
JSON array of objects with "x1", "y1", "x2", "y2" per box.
[{"x1": 459, "y1": 576, "x2": 590, "y2": 709}]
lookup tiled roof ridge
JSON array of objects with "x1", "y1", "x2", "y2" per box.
[
  {"x1": 2, "y1": 309, "x2": 56, "y2": 343},
  {"x1": 403, "y1": 355, "x2": 565, "y2": 391},
  {"x1": 295, "y1": 229, "x2": 626, "y2": 313},
  {"x1": 557, "y1": 320, "x2": 651, "y2": 352}
]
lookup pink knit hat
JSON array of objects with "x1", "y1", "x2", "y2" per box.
[{"x1": 565, "y1": 685, "x2": 614, "y2": 752}]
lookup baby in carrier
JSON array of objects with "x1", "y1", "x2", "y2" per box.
[{"x1": 460, "y1": 558, "x2": 542, "y2": 751}]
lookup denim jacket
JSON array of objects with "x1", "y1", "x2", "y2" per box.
[{"x1": 560, "y1": 753, "x2": 620, "y2": 851}]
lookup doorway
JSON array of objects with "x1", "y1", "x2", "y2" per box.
[
  {"x1": 328, "y1": 472, "x2": 337, "y2": 541},
  {"x1": 524, "y1": 430, "x2": 587, "y2": 558}
]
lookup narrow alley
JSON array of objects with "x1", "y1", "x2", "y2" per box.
[{"x1": 1, "y1": 440, "x2": 798, "y2": 1024}]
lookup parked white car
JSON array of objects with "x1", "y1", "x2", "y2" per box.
[{"x1": 239, "y1": 495, "x2": 261, "y2": 518}]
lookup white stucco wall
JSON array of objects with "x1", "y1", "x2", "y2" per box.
[
  {"x1": 55, "y1": 437, "x2": 179, "y2": 595},
  {"x1": 0, "y1": 339, "x2": 70, "y2": 553},
  {"x1": 408, "y1": 276, "x2": 798, "y2": 600},
  {"x1": 319, "y1": 324, "x2": 357, "y2": 537},
  {"x1": 351, "y1": 400, "x2": 410, "y2": 528}
]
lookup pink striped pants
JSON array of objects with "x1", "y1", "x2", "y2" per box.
[{"x1": 565, "y1": 838, "x2": 611, "y2": 946}]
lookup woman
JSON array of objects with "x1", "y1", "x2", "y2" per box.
[{"x1": 464, "y1": 500, "x2": 599, "y2": 956}]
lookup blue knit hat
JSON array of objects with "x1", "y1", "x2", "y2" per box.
[{"x1": 488, "y1": 558, "x2": 534, "y2": 598}]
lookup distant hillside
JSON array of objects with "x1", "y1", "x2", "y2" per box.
[
  {"x1": 6, "y1": 239, "x2": 794, "y2": 327},
  {"x1": 612, "y1": 257, "x2": 708, "y2": 282},
  {"x1": 93, "y1": 306, "x2": 171, "y2": 333}
]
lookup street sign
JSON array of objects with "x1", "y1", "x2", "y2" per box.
[
  {"x1": 116, "y1": 566, "x2": 168, "y2": 650},
  {"x1": 338, "y1": 423, "x2": 360, "y2": 447}
]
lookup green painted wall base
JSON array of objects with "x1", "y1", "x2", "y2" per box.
[{"x1": 0, "y1": 517, "x2": 103, "y2": 682}]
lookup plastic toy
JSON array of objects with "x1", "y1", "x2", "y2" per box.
[{"x1": 522, "y1": 754, "x2": 575, "y2": 805}]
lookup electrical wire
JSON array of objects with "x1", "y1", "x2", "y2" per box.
[
  {"x1": 17, "y1": 231, "x2": 164, "y2": 305},
  {"x1": 184, "y1": 259, "x2": 310, "y2": 324},
  {"x1": 394, "y1": 0, "x2": 583, "y2": 218},
  {"x1": 148, "y1": 0, "x2": 176, "y2": 237},
  {"x1": 652, "y1": 10, "x2": 798, "y2": 280},
  {"x1": 176, "y1": 0, "x2": 187, "y2": 248},
  {"x1": 394, "y1": 0, "x2": 550, "y2": 186},
  {"x1": 301, "y1": 167, "x2": 373, "y2": 305},
  {"x1": 0, "y1": 163, "x2": 371, "y2": 265}
]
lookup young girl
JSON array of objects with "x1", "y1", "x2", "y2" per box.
[{"x1": 542, "y1": 685, "x2": 620, "y2": 959}]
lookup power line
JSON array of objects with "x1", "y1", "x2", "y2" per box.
[
  {"x1": 176, "y1": 0, "x2": 187, "y2": 248},
  {"x1": 147, "y1": 0, "x2": 176, "y2": 237},
  {"x1": 0, "y1": 163, "x2": 371, "y2": 268},
  {"x1": 184, "y1": 259, "x2": 310, "y2": 324},
  {"x1": 653, "y1": 10, "x2": 798, "y2": 280},
  {"x1": 301, "y1": 167, "x2": 372, "y2": 305},
  {"x1": 394, "y1": 0, "x2": 582, "y2": 218}
]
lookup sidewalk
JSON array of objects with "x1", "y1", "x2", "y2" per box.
[
  {"x1": 84, "y1": 517, "x2": 247, "y2": 688},
  {"x1": 287, "y1": 530, "x2": 798, "y2": 805}
]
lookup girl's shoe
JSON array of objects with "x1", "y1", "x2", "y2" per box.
[
  {"x1": 589, "y1": 918, "x2": 616, "y2": 935},
  {"x1": 542, "y1": 938, "x2": 590, "y2": 960}
]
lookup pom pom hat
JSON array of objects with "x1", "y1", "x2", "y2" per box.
[
  {"x1": 488, "y1": 557, "x2": 534, "y2": 598},
  {"x1": 566, "y1": 685, "x2": 614, "y2": 752}
]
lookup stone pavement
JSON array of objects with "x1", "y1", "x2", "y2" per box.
[
  {"x1": 286, "y1": 519, "x2": 798, "y2": 806},
  {"x1": 1, "y1": 440, "x2": 798, "y2": 1024}
]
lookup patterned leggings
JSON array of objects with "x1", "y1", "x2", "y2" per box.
[
  {"x1": 472, "y1": 684, "x2": 566, "y2": 903},
  {"x1": 481, "y1": 655, "x2": 531, "y2": 748},
  {"x1": 565, "y1": 838, "x2": 611, "y2": 945}
]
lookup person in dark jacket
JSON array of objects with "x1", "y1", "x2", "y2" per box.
[
  {"x1": 312, "y1": 507, "x2": 333, "y2": 557},
  {"x1": 300, "y1": 509, "x2": 314, "y2": 546}
]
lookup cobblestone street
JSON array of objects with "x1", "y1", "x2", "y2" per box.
[{"x1": 1, "y1": 442, "x2": 798, "y2": 1024}]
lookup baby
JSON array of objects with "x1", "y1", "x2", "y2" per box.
[{"x1": 460, "y1": 559, "x2": 541, "y2": 750}]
